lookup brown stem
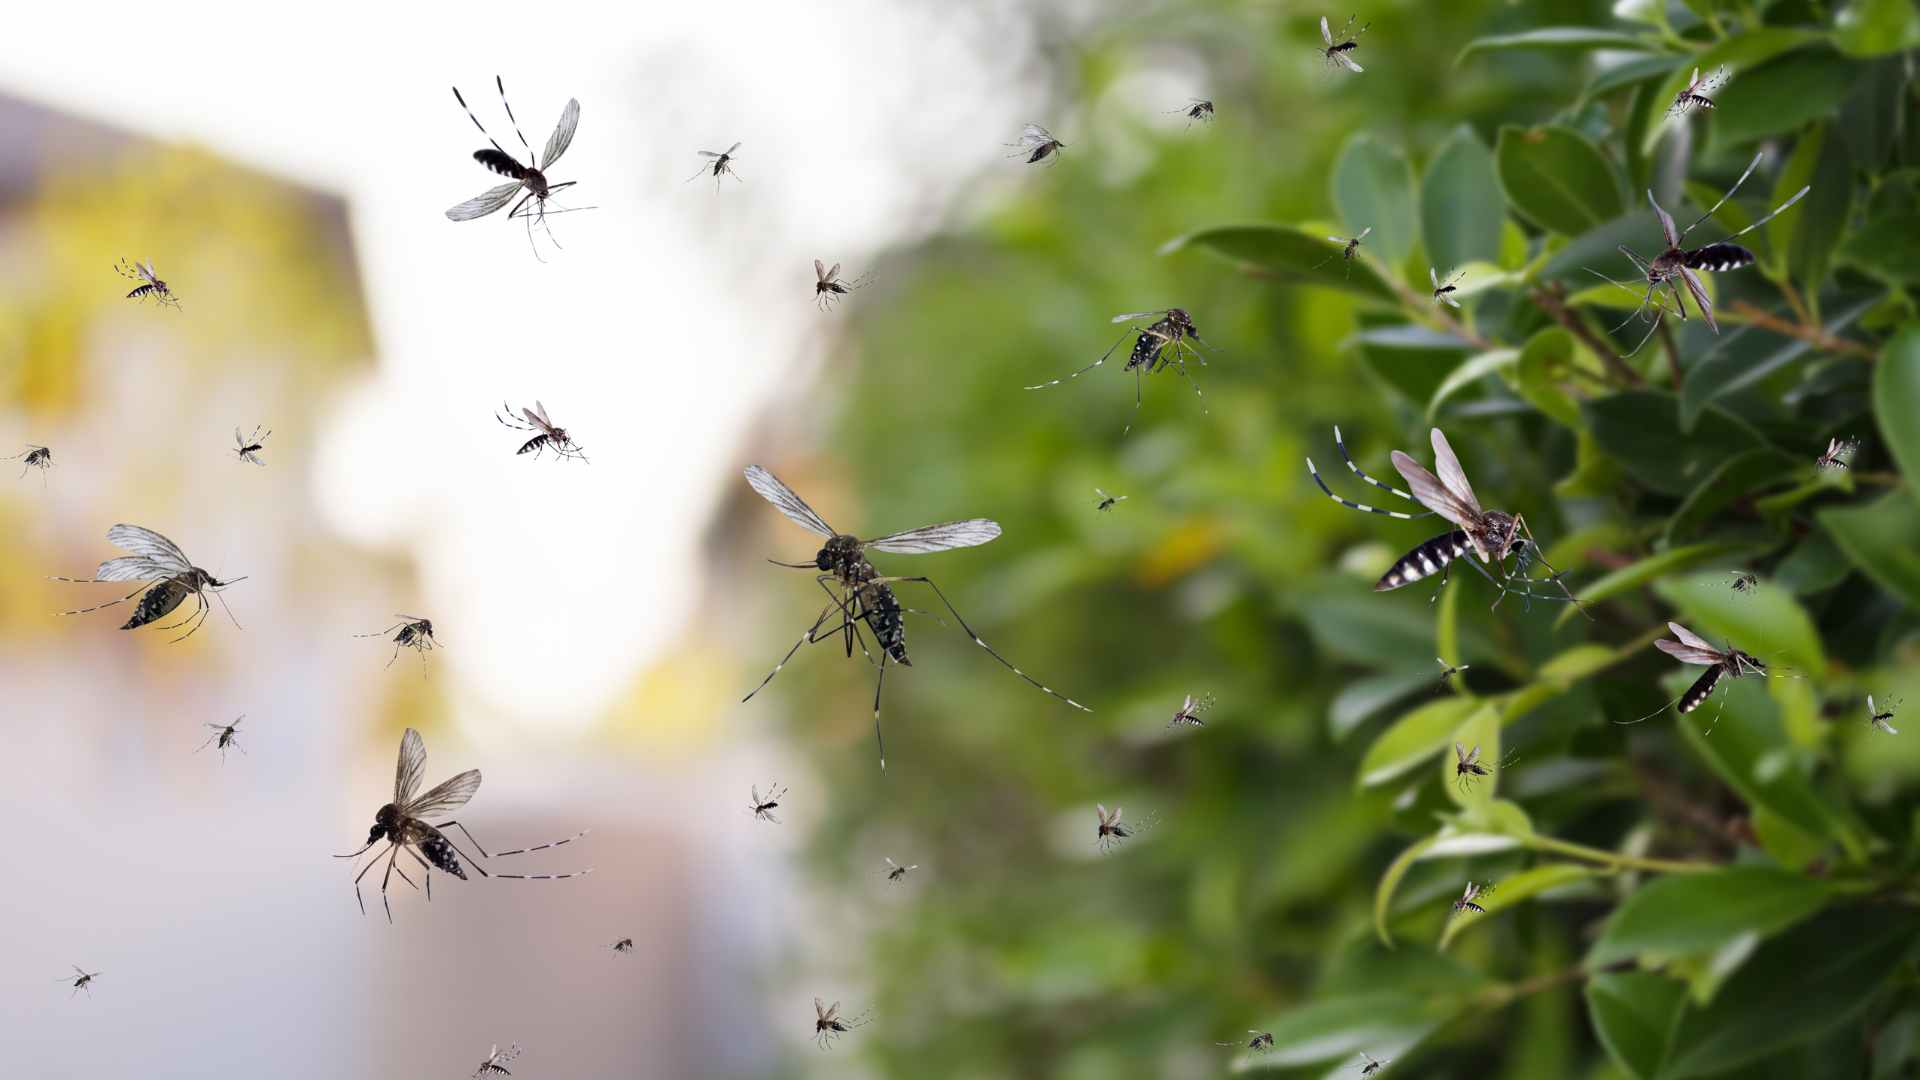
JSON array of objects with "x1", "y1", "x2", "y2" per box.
[
  {"x1": 1727, "y1": 301, "x2": 1876, "y2": 361},
  {"x1": 1530, "y1": 282, "x2": 1645, "y2": 388}
]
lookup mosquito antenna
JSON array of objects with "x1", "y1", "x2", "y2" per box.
[
  {"x1": 451, "y1": 86, "x2": 509, "y2": 158},
  {"x1": 494, "y1": 75, "x2": 535, "y2": 163},
  {"x1": 210, "y1": 576, "x2": 247, "y2": 630},
  {"x1": 766, "y1": 557, "x2": 819, "y2": 569},
  {"x1": 1716, "y1": 184, "x2": 1811, "y2": 244}
]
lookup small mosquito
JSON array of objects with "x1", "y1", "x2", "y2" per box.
[
  {"x1": 813, "y1": 998, "x2": 871, "y2": 1049},
  {"x1": 1869, "y1": 694, "x2": 1901, "y2": 735},
  {"x1": 1436, "y1": 656, "x2": 1470, "y2": 681},
  {"x1": 884, "y1": 856, "x2": 918, "y2": 882},
  {"x1": 496, "y1": 400, "x2": 587, "y2": 462},
  {"x1": 611, "y1": 937, "x2": 635, "y2": 954},
  {"x1": 7, "y1": 444, "x2": 51, "y2": 480},
  {"x1": 1169, "y1": 692, "x2": 1215, "y2": 728},
  {"x1": 1007, "y1": 122, "x2": 1066, "y2": 165},
  {"x1": 197, "y1": 715, "x2": 247, "y2": 761},
  {"x1": 473, "y1": 1043, "x2": 521, "y2": 1078},
  {"x1": 1172, "y1": 99, "x2": 1215, "y2": 126},
  {"x1": 1451, "y1": 880, "x2": 1492, "y2": 915},
  {"x1": 1357, "y1": 1050, "x2": 1391, "y2": 1075},
  {"x1": 1026, "y1": 308, "x2": 1212, "y2": 436},
  {"x1": 742, "y1": 466, "x2": 1088, "y2": 768},
  {"x1": 1314, "y1": 227, "x2": 1372, "y2": 277},
  {"x1": 446, "y1": 76, "x2": 588, "y2": 261},
  {"x1": 53, "y1": 524, "x2": 245, "y2": 642},
  {"x1": 1216, "y1": 1030, "x2": 1275, "y2": 1054},
  {"x1": 687, "y1": 141, "x2": 742, "y2": 188},
  {"x1": 1095, "y1": 802, "x2": 1140, "y2": 852},
  {"x1": 1618, "y1": 621, "x2": 1775, "y2": 734},
  {"x1": 1430, "y1": 266, "x2": 1465, "y2": 307},
  {"x1": 60, "y1": 966, "x2": 101, "y2": 998},
  {"x1": 115, "y1": 258, "x2": 179, "y2": 308},
  {"x1": 1318, "y1": 15, "x2": 1369, "y2": 73},
  {"x1": 1095, "y1": 488, "x2": 1129, "y2": 512},
  {"x1": 1728, "y1": 570, "x2": 1759, "y2": 594},
  {"x1": 232, "y1": 426, "x2": 270, "y2": 466},
  {"x1": 750, "y1": 782, "x2": 787, "y2": 823},
  {"x1": 1816, "y1": 437, "x2": 1858, "y2": 471},
  {"x1": 1670, "y1": 66, "x2": 1729, "y2": 116},
  {"x1": 334, "y1": 727, "x2": 591, "y2": 922},
  {"x1": 1453, "y1": 741, "x2": 1515, "y2": 791},
  {"x1": 356, "y1": 615, "x2": 438, "y2": 669},
  {"x1": 812, "y1": 259, "x2": 872, "y2": 311}
]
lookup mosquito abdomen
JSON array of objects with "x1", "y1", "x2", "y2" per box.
[
  {"x1": 1375, "y1": 531, "x2": 1473, "y2": 591},
  {"x1": 474, "y1": 148, "x2": 530, "y2": 181},
  {"x1": 122, "y1": 578, "x2": 191, "y2": 629},
  {"x1": 1683, "y1": 242, "x2": 1755, "y2": 272},
  {"x1": 420, "y1": 832, "x2": 469, "y2": 879},
  {"x1": 864, "y1": 585, "x2": 910, "y2": 664}
]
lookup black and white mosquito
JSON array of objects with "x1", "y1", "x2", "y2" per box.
[
  {"x1": 1305, "y1": 426, "x2": 1585, "y2": 612},
  {"x1": 1318, "y1": 15, "x2": 1368, "y2": 73},
  {"x1": 1430, "y1": 266, "x2": 1465, "y2": 307},
  {"x1": 115, "y1": 258, "x2": 179, "y2": 308},
  {"x1": 1670, "y1": 66, "x2": 1729, "y2": 117},
  {"x1": 1314, "y1": 227, "x2": 1371, "y2": 276},
  {"x1": 1728, "y1": 570, "x2": 1759, "y2": 594},
  {"x1": 1451, "y1": 880, "x2": 1492, "y2": 915},
  {"x1": 1007, "y1": 123, "x2": 1066, "y2": 165},
  {"x1": 356, "y1": 615, "x2": 438, "y2": 668},
  {"x1": 1619, "y1": 621, "x2": 1778, "y2": 734},
  {"x1": 1095, "y1": 802, "x2": 1150, "y2": 852},
  {"x1": 334, "y1": 728, "x2": 590, "y2": 922},
  {"x1": 750, "y1": 782, "x2": 787, "y2": 823},
  {"x1": 1868, "y1": 694, "x2": 1900, "y2": 735},
  {"x1": 496, "y1": 400, "x2": 587, "y2": 462},
  {"x1": 1172, "y1": 99, "x2": 1215, "y2": 126},
  {"x1": 741, "y1": 465, "x2": 1088, "y2": 768},
  {"x1": 1357, "y1": 1050, "x2": 1391, "y2": 1075},
  {"x1": 7, "y1": 444, "x2": 51, "y2": 483},
  {"x1": 197, "y1": 715, "x2": 246, "y2": 761},
  {"x1": 1453, "y1": 741, "x2": 1515, "y2": 792},
  {"x1": 1216, "y1": 1031, "x2": 1275, "y2": 1054},
  {"x1": 813, "y1": 259, "x2": 872, "y2": 310},
  {"x1": 1436, "y1": 657, "x2": 1470, "y2": 682},
  {"x1": 1095, "y1": 488, "x2": 1128, "y2": 512},
  {"x1": 446, "y1": 76, "x2": 588, "y2": 261},
  {"x1": 687, "y1": 141, "x2": 742, "y2": 188},
  {"x1": 232, "y1": 426, "x2": 270, "y2": 467},
  {"x1": 60, "y1": 966, "x2": 101, "y2": 998},
  {"x1": 1026, "y1": 308, "x2": 1211, "y2": 436},
  {"x1": 1169, "y1": 692, "x2": 1215, "y2": 728},
  {"x1": 813, "y1": 998, "x2": 871, "y2": 1049},
  {"x1": 884, "y1": 856, "x2": 918, "y2": 882},
  {"x1": 472, "y1": 1043, "x2": 521, "y2": 1078},
  {"x1": 611, "y1": 937, "x2": 634, "y2": 954},
  {"x1": 54, "y1": 524, "x2": 245, "y2": 642},
  {"x1": 1817, "y1": 437, "x2": 1858, "y2": 471}
]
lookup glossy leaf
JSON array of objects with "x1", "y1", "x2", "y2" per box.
[
  {"x1": 1587, "y1": 866, "x2": 1830, "y2": 968},
  {"x1": 1237, "y1": 990, "x2": 1460, "y2": 1071},
  {"x1": 1588, "y1": 972, "x2": 1686, "y2": 1079},
  {"x1": 1639, "y1": 29, "x2": 1828, "y2": 153},
  {"x1": 1160, "y1": 224, "x2": 1396, "y2": 301},
  {"x1": 1874, "y1": 324, "x2": 1920, "y2": 482},
  {"x1": 1420, "y1": 126, "x2": 1505, "y2": 272},
  {"x1": 1428, "y1": 348, "x2": 1518, "y2": 420},
  {"x1": 1821, "y1": 490, "x2": 1920, "y2": 610},
  {"x1": 1834, "y1": 0, "x2": 1920, "y2": 57},
  {"x1": 1495, "y1": 125, "x2": 1625, "y2": 236},
  {"x1": 1358, "y1": 698, "x2": 1483, "y2": 787},
  {"x1": 1331, "y1": 133, "x2": 1417, "y2": 265},
  {"x1": 1582, "y1": 392, "x2": 1769, "y2": 496},
  {"x1": 1457, "y1": 27, "x2": 1652, "y2": 60},
  {"x1": 1710, "y1": 50, "x2": 1858, "y2": 150},
  {"x1": 1440, "y1": 862, "x2": 1598, "y2": 949}
]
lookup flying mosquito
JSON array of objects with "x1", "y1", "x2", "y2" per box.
[
  {"x1": 196, "y1": 715, "x2": 246, "y2": 761},
  {"x1": 446, "y1": 76, "x2": 588, "y2": 261},
  {"x1": 611, "y1": 937, "x2": 635, "y2": 954},
  {"x1": 1216, "y1": 1031, "x2": 1275, "y2": 1054},
  {"x1": 813, "y1": 998, "x2": 871, "y2": 1049},
  {"x1": 1453, "y1": 741, "x2": 1515, "y2": 791},
  {"x1": 1168, "y1": 692, "x2": 1215, "y2": 728},
  {"x1": 60, "y1": 966, "x2": 101, "y2": 997},
  {"x1": 1817, "y1": 437, "x2": 1858, "y2": 471},
  {"x1": 1357, "y1": 1050, "x2": 1391, "y2": 1075},
  {"x1": 1095, "y1": 803, "x2": 1145, "y2": 852},
  {"x1": 53, "y1": 524, "x2": 245, "y2": 642},
  {"x1": 1095, "y1": 488, "x2": 1128, "y2": 512},
  {"x1": 1314, "y1": 227, "x2": 1371, "y2": 276},
  {"x1": 1869, "y1": 695, "x2": 1900, "y2": 735},
  {"x1": 334, "y1": 728, "x2": 591, "y2": 922},
  {"x1": 1430, "y1": 266, "x2": 1465, "y2": 307},
  {"x1": 357, "y1": 615, "x2": 439, "y2": 668},
  {"x1": 1619, "y1": 621, "x2": 1775, "y2": 733},
  {"x1": 115, "y1": 258, "x2": 179, "y2": 308},
  {"x1": 750, "y1": 782, "x2": 787, "y2": 823},
  {"x1": 813, "y1": 259, "x2": 872, "y2": 310},
  {"x1": 1026, "y1": 307, "x2": 1211, "y2": 436},
  {"x1": 496, "y1": 400, "x2": 587, "y2": 461},
  {"x1": 687, "y1": 141, "x2": 742, "y2": 188},
  {"x1": 7, "y1": 444, "x2": 51, "y2": 480},
  {"x1": 741, "y1": 465, "x2": 1088, "y2": 768},
  {"x1": 1670, "y1": 66, "x2": 1729, "y2": 116},
  {"x1": 1007, "y1": 122, "x2": 1066, "y2": 165},
  {"x1": 1306, "y1": 426, "x2": 1585, "y2": 612},
  {"x1": 472, "y1": 1043, "x2": 521, "y2": 1078},
  {"x1": 232, "y1": 426, "x2": 270, "y2": 466},
  {"x1": 1451, "y1": 881, "x2": 1492, "y2": 915},
  {"x1": 884, "y1": 857, "x2": 918, "y2": 882},
  {"x1": 1318, "y1": 15, "x2": 1368, "y2": 73},
  {"x1": 1728, "y1": 570, "x2": 1759, "y2": 594},
  {"x1": 1172, "y1": 99, "x2": 1215, "y2": 126},
  {"x1": 1436, "y1": 657, "x2": 1470, "y2": 681}
]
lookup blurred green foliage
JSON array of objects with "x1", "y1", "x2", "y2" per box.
[{"x1": 767, "y1": 1, "x2": 1920, "y2": 1076}]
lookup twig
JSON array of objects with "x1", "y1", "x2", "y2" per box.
[
  {"x1": 1530, "y1": 283, "x2": 1645, "y2": 387},
  {"x1": 1727, "y1": 301, "x2": 1876, "y2": 361}
]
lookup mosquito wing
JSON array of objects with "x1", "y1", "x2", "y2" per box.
[
  {"x1": 1355, "y1": 226, "x2": 1372, "y2": 240},
  {"x1": 1656, "y1": 638, "x2": 1724, "y2": 666},
  {"x1": 1430, "y1": 267, "x2": 1440, "y2": 289},
  {"x1": 824, "y1": 262, "x2": 842, "y2": 284},
  {"x1": 1389, "y1": 451, "x2": 1475, "y2": 527},
  {"x1": 1020, "y1": 123, "x2": 1053, "y2": 143},
  {"x1": 404, "y1": 768, "x2": 482, "y2": 819},
  {"x1": 540, "y1": 98, "x2": 581, "y2": 170},
  {"x1": 1667, "y1": 621, "x2": 1719, "y2": 651},
  {"x1": 1320, "y1": 14, "x2": 1333, "y2": 45},
  {"x1": 447, "y1": 182, "x2": 523, "y2": 221},
  {"x1": 1326, "y1": 236, "x2": 1348, "y2": 245},
  {"x1": 1335, "y1": 52, "x2": 1364, "y2": 72},
  {"x1": 529, "y1": 400, "x2": 554, "y2": 428},
  {"x1": 814, "y1": 258, "x2": 829, "y2": 282},
  {"x1": 1647, "y1": 190, "x2": 1679, "y2": 248},
  {"x1": 92, "y1": 556, "x2": 174, "y2": 582},
  {"x1": 725, "y1": 141, "x2": 742, "y2": 156},
  {"x1": 395, "y1": 727, "x2": 428, "y2": 805},
  {"x1": 1111, "y1": 310, "x2": 1169, "y2": 323},
  {"x1": 1427, "y1": 429, "x2": 1484, "y2": 518},
  {"x1": 743, "y1": 465, "x2": 835, "y2": 538},
  {"x1": 866, "y1": 519, "x2": 1003, "y2": 554},
  {"x1": 1679, "y1": 267, "x2": 1717, "y2": 333},
  {"x1": 106, "y1": 524, "x2": 194, "y2": 575},
  {"x1": 139, "y1": 259, "x2": 159, "y2": 282}
]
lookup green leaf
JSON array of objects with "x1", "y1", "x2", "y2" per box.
[
  {"x1": 1772, "y1": 124, "x2": 1852, "y2": 299},
  {"x1": 1588, "y1": 972, "x2": 1686, "y2": 1080},
  {"x1": 1440, "y1": 863, "x2": 1599, "y2": 949},
  {"x1": 1420, "y1": 126, "x2": 1504, "y2": 272},
  {"x1": 1874, "y1": 324, "x2": 1920, "y2": 483},
  {"x1": 1456, "y1": 28, "x2": 1652, "y2": 61},
  {"x1": 1506, "y1": 327, "x2": 1586, "y2": 428},
  {"x1": 1662, "y1": 449, "x2": 1802, "y2": 543},
  {"x1": 1709, "y1": 49, "x2": 1859, "y2": 150},
  {"x1": 1553, "y1": 541, "x2": 1761, "y2": 628},
  {"x1": 1639, "y1": 29, "x2": 1828, "y2": 153},
  {"x1": 1428, "y1": 348, "x2": 1519, "y2": 420},
  {"x1": 1160, "y1": 224, "x2": 1396, "y2": 302},
  {"x1": 1821, "y1": 490, "x2": 1920, "y2": 610},
  {"x1": 1587, "y1": 866, "x2": 1831, "y2": 969},
  {"x1": 1840, "y1": 209, "x2": 1920, "y2": 285},
  {"x1": 1834, "y1": 0, "x2": 1920, "y2": 57},
  {"x1": 1238, "y1": 991, "x2": 1459, "y2": 1073},
  {"x1": 1374, "y1": 832, "x2": 1442, "y2": 946},
  {"x1": 1495, "y1": 125, "x2": 1625, "y2": 236},
  {"x1": 1539, "y1": 208, "x2": 1665, "y2": 286},
  {"x1": 1582, "y1": 392, "x2": 1768, "y2": 496},
  {"x1": 1329, "y1": 671, "x2": 1434, "y2": 741},
  {"x1": 1444, "y1": 704, "x2": 1502, "y2": 810},
  {"x1": 1679, "y1": 296, "x2": 1875, "y2": 429},
  {"x1": 1358, "y1": 698, "x2": 1482, "y2": 787},
  {"x1": 1331, "y1": 133, "x2": 1417, "y2": 265},
  {"x1": 1580, "y1": 54, "x2": 1688, "y2": 106}
]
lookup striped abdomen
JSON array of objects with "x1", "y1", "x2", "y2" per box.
[
  {"x1": 1683, "y1": 243, "x2": 1754, "y2": 273},
  {"x1": 416, "y1": 826, "x2": 469, "y2": 879},
  {"x1": 123, "y1": 577, "x2": 191, "y2": 629},
  {"x1": 1678, "y1": 665, "x2": 1725, "y2": 714},
  {"x1": 861, "y1": 583, "x2": 910, "y2": 664},
  {"x1": 1375, "y1": 531, "x2": 1474, "y2": 592},
  {"x1": 1126, "y1": 330, "x2": 1163, "y2": 372}
]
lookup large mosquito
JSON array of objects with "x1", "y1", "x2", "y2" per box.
[
  {"x1": 813, "y1": 259, "x2": 872, "y2": 310},
  {"x1": 741, "y1": 465, "x2": 1088, "y2": 768},
  {"x1": 53, "y1": 524, "x2": 245, "y2": 642},
  {"x1": 1319, "y1": 15, "x2": 1368, "y2": 73},
  {"x1": 8, "y1": 444, "x2": 51, "y2": 479},
  {"x1": 446, "y1": 77, "x2": 588, "y2": 261},
  {"x1": 1314, "y1": 227, "x2": 1372, "y2": 277},
  {"x1": 116, "y1": 258, "x2": 179, "y2": 308},
  {"x1": 750, "y1": 782, "x2": 787, "y2": 823},
  {"x1": 1306, "y1": 426, "x2": 1585, "y2": 611},
  {"x1": 1670, "y1": 66, "x2": 1728, "y2": 117},
  {"x1": 1169, "y1": 692, "x2": 1215, "y2": 728},
  {"x1": 1430, "y1": 266, "x2": 1465, "y2": 307},
  {"x1": 1026, "y1": 308, "x2": 1211, "y2": 436},
  {"x1": 197, "y1": 715, "x2": 246, "y2": 761},
  {"x1": 1869, "y1": 695, "x2": 1901, "y2": 735},
  {"x1": 813, "y1": 998, "x2": 871, "y2": 1049},
  {"x1": 61, "y1": 966, "x2": 101, "y2": 997},
  {"x1": 1817, "y1": 437, "x2": 1858, "y2": 471},
  {"x1": 1619, "y1": 621, "x2": 1776, "y2": 733},
  {"x1": 1451, "y1": 881, "x2": 1492, "y2": 915},
  {"x1": 357, "y1": 615, "x2": 438, "y2": 668},
  {"x1": 473, "y1": 1043, "x2": 521, "y2": 1078},
  {"x1": 334, "y1": 728, "x2": 590, "y2": 922},
  {"x1": 1216, "y1": 1031, "x2": 1275, "y2": 1054},
  {"x1": 1171, "y1": 99, "x2": 1215, "y2": 126},
  {"x1": 884, "y1": 856, "x2": 918, "y2": 882},
  {"x1": 496, "y1": 400, "x2": 587, "y2": 461},
  {"x1": 687, "y1": 141, "x2": 742, "y2": 188},
  {"x1": 1007, "y1": 123, "x2": 1065, "y2": 165},
  {"x1": 232, "y1": 426, "x2": 270, "y2": 466}
]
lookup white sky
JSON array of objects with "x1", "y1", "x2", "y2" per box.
[{"x1": 2, "y1": 0, "x2": 1041, "y2": 732}]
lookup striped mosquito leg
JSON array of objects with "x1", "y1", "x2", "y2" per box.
[
  {"x1": 1305, "y1": 459, "x2": 1425, "y2": 520},
  {"x1": 1121, "y1": 366, "x2": 1145, "y2": 437},
  {"x1": 494, "y1": 868, "x2": 593, "y2": 881},
  {"x1": 1025, "y1": 332, "x2": 1127, "y2": 391},
  {"x1": 451, "y1": 86, "x2": 510, "y2": 158},
  {"x1": 871, "y1": 651, "x2": 890, "y2": 769},
  {"x1": 884, "y1": 575, "x2": 1092, "y2": 713},
  {"x1": 489, "y1": 829, "x2": 590, "y2": 858},
  {"x1": 493, "y1": 75, "x2": 535, "y2": 160},
  {"x1": 1333, "y1": 425, "x2": 1426, "y2": 508},
  {"x1": 53, "y1": 582, "x2": 148, "y2": 615},
  {"x1": 1170, "y1": 349, "x2": 1208, "y2": 415},
  {"x1": 743, "y1": 597, "x2": 852, "y2": 703}
]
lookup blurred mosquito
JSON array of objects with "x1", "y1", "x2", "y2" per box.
[
  {"x1": 1817, "y1": 437, "x2": 1858, "y2": 471},
  {"x1": 116, "y1": 258, "x2": 179, "y2": 308},
  {"x1": 496, "y1": 400, "x2": 587, "y2": 461},
  {"x1": 687, "y1": 141, "x2": 742, "y2": 188},
  {"x1": 1618, "y1": 621, "x2": 1783, "y2": 734},
  {"x1": 1095, "y1": 489, "x2": 1130, "y2": 512},
  {"x1": 1869, "y1": 694, "x2": 1900, "y2": 735},
  {"x1": 334, "y1": 727, "x2": 591, "y2": 922},
  {"x1": 813, "y1": 259, "x2": 872, "y2": 310},
  {"x1": 1169, "y1": 692, "x2": 1215, "y2": 728},
  {"x1": 1318, "y1": 15, "x2": 1368, "y2": 73},
  {"x1": 197, "y1": 715, "x2": 246, "y2": 761},
  {"x1": 7, "y1": 444, "x2": 51, "y2": 486},
  {"x1": 1096, "y1": 802, "x2": 1153, "y2": 852},
  {"x1": 741, "y1": 465, "x2": 1088, "y2": 768},
  {"x1": 53, "y1": 524, "x2": 245, "y2": 642},
  {"x1": 813, "y1": 998, "x2": 871, "y2": 1049},
  {"x1": 445, "y1": 76, "x2": 588, "y2": 261},
  {"x1": 473, "y1": 1043, "x2": 521, "y2": 1078},
  {"x1": 232, "y1": 426, "x2": 270, "y2": 466},
  {"x1": 1007, "y1": 123, "x2": 1065, "y2": 165},
  {"x1": 1430, "y1": 266, "x2": 1465, "y2": 307},
  {"x1": 357, "y1": 615, "x2": 438, "y2": 669},
  {"x1": 1670, "y1": 66, "x2": 1729, "y2": 117},
  {"x1": 1027, "y1": 308, "x2": 1211, "y2": 436},
  {"x1": 1436, "y1": 657, "x2": 1470, "y2": 682},
  {"x1": 1453, "y1": 741, "x2": 1515, "y2": 791},
  {"x1": 1451, "y1": 881, "x2": 1492, "y2": 915},
  {"x1": 1314, "y1": 227, "x2": 1371, "y2": 277},
  {"x1": 884, "y1": 856, "x2": 918, "y2": 882},
  {"x1": 611, "y1": 937, "x2": 634, "y2": 954},
  {"x1": 60, "y1": 966, "x2": 101, "y2": 998},
  {"x1": 1306, "y1": 426, "x2": 1586, "y2": 613},
  {"x1": 1171, "y1": 99, "x2": 1215, "y2": 126},
  {"x1": 1217, "y1": 1031, "x2": 1275, "y2": 1054},
  {"x1": 750, "y1": 782, "x2": 787, "y2": 823},
  {"x1": 1728, "y1": 570, "x2": 1758, "y2": 594},
  {"x1": 1357, "y1": 1050, "x2": 1391, "y2": 1075}
]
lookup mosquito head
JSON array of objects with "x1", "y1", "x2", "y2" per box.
[
  {"x1": 1729, "y1": 649, "x2": 1766, "y2": 677},
  {"x1": 370, "y1": 803, "x2": 400, "y2": 842}
]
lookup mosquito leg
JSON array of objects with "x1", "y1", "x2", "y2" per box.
[
  {"x1": 493, "y1": 75, "x2": 535, "y2": 161},
  {"x1": 53, "y1": 582, "x2": 149, "y2": 615},
  {"x1": 379, "y1": 843, "x2": 405, "y2": 922},
  {"x1": 1332, "y1": 425, "x2": 1424, "y2": 505},
  {"x1": 387, "y1": 643, "x2": 402, "y2": 668},
  {"x1": 168, "y1": 595, "x2": 211, "y2": 643},
  {"x1": 539, "y1": 204, "x2": 564, "y2": 251},
  {"x1": 1702, "y1": 694, "x2": 1728, "y2": 735},
  {"x1": 435, "y1": 820, "x2": 493, "y2": 872},
  {"x1": 880, "y1": 575, "x2": 1091, "y2": 712},
  {"x1": 743, "y1": 598, "x2": 846, "y2": 703},
  {"x1": 488, "y1": 829, "x2": 590, "y2": 858},
  {"x1": 1305, "y1": 458, "x2": 1429, "y2": 520},
  {"x1": 1122, "y1": 366, "x2": 1145, "y2": 437},
  {"x1": 1173, "y1": 353, "x2": 1208, "y2": 415}
]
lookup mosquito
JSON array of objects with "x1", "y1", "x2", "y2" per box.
[
  {"x1": 687, "y1": 141, "x2": 742, "y2": 188},
  {"x1": 813, "y1": 998, "x2": 871, "y2": 1049},
  {"x1": 813, "y1": 259, "x2": 872, "y2": 310},
  {"x1": 1453, "y1": 741, "x2": 1515, "y2": 791},
  {"x1": 1451, "y1": 881, "x2": 1492, "y2": 915},
  {"x1": 1816, "y1": 437, "x2": 1858, "y2": 471},
  {"x1": 60, "y1": 966, "x2": 101, "y2": 998},
  {"x1": 1007, "y1": 122, "x2": 1066, "y2": 165},
  {"x1": 1436, "y1": 656, "x2": 1470, "y2": 682},
  {"x1": 741, "y1": 465, "x2": 1088, "y2": 768},
  {"x1": 473, "y1": 1043, "x2": 521, "y2": 1078},
  {"x1": 53, "y1": 524, "x2": 245, "y2": 642},
  {"x1": 1670, "y1": 66, "x2": 1729, "y2": 117},
  {"x1": 1430, "y1": 266, "x2": 1465, "y2": 307},
  {"x1": 884, "y1": 856, "x2": 918, "y2": 882},
  {"x1": 750, "y1": 782, "x2": 787, "y2": 823},
  {"x1": 1318, "y1": 15, "x2": 1368, "y2": 73},
  {"x1": 334, "y1": 728, "x2": 591, "y2": 922},
  {"x1": 496, "y1": 400, "x2": 587, "y2": 462},
  {"x1": 1305, "y1": 426, "x2": 1586, "y2": 612},
  {"x1": 232, "y1": 426, "x2": 270, "y2": 466},
  {"x1": 1216, "y1": 1030, "x2": 1275, "y2": 1054},
  {"x1": 1171, "y1": 99, "x2": 1215, "y2": 126},
  {"x1": 1728, "y1": 570, "x2": 1759, "y2": 594},
  {"x1": 1869, "y1": 694, "x2": 1900, "y2": 735},
  {"x1": 1026, "y1": 308, "x2": 1211, "y2": 436},
  {"x1": 1613, "y1": 152, "x2": 1810, "y2": 337},
  {"x1": 446, "y1": 76, "x2": 588, "y2": 261},
  {"x1": 1357, "y1": 1050, "x2": 1391, "y2": 1075},
  {"x1": 611, "y1": 937, "x2": 635, "y2": 954},
  {"x1": 1095, "y1": 488, "x2": 1128, "y2": 512},
  {"x1": 197, "y1": 715, "x2": 246, "y2": 761},
  {"x1": 356, "y1": 615, "x2": 438, "y2": 668},
  {"x1": 1169, "y1": 692, "x2": 1215, "y2": 728},
  {"x1": 1618, "y1": 621, "x2": 1777, "y2": 733},
  {"x1": 8, "y1": 443, "x2": 51, "y2": 479},
  {"x1": 116, "y1": 258, "x2": 179, "y2": 308},
  {"x1": 1095, "y1": 802, "x2": 1149, "y2": 852},
  {"x1": 1314, "y1": 227, "x2": 1371, "y2": 277}
]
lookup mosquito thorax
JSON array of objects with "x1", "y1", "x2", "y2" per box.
[
  {"x1": 818, "y1": 535, "x2": 864, "y2": 574},
  {"x1": 1731, "y1": 650, "x2": 1765, "y2": 676}
]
